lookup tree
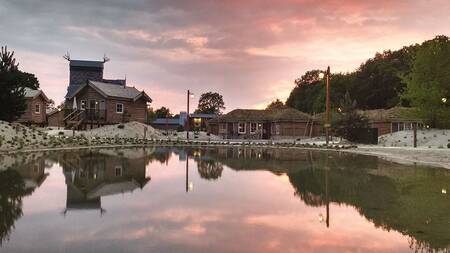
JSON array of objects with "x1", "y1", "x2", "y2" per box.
[
  {"x1": 0, "y1": 46, "x2": 40, "y2": 122},
  {"x1": 332, "y1": 92, "x2": 369, "y2": 141},
  {"x1": 146, "y1": 107, "x2": 157, "y2": 123},
  {"x1": 402, "y1": 35, "x2": 450, "y2": 128},
  {"x1": 194, "y1": 92, "x2": 225, "y2": 115},
  {"x1": 155, "y1": 106, "x2": 172, "y2": 118},
  {"x1": 286, "y1": 39, "x2": 420, "y2": 113},
  {"x1": 266, "y1": 99, "x2": 286, "y2": 110}
]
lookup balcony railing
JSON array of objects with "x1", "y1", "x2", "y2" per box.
[{"x1": 64, "y1": 109, "x2": 107, "y2": 122}]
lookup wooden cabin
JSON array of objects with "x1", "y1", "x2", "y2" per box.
[
  {"x1": 359, "y1": 107, "x2": 424, "y2": 135},
  {"x1": 16, "y1": 88, "x2": 50, "y2": 126},
  {"x1": 61, "y1": 59, "x2": 151, "y2": 129},
  {"x1": 64, "y1": 80, "x2": 151, "y2": 129},
  {"x1": 207, "y1": 108, "x2": 321, "y2": 139}
]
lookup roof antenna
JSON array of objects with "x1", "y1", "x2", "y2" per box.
[
  {"x1": 63, "y1": 52, "x2": 70, "y2": 61},
  {"x1": 103, "y1": 54, "x2": 110, "y2": 63}
]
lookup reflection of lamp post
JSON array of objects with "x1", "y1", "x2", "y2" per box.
[
  {"x1": 187, "y1": 90, "x2": 194, "y2": 140},
  {"x1": 319, "y1": 153, "x2": 330, "y2": 228},
  {"x1": 319, "y1": 67, "x2": 331, "y2": 145},
  {"x1": 185, "y1": 154, "x2": 194, "y2": 192}
]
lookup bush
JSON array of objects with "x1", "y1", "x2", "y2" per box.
[
  {"x1": 177, "y1": 125, "x2": 184, "y2": 132},
  {"x1": 117, "y1": 124, "x2": 125, "y2": 129},
  {"x1": 58, "y1": 131, "x2": 64, "y2": 136},
  {"x1": 447, "y1": 143, "x2": 450, "y2": 148}
]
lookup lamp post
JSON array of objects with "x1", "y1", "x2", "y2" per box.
[
  {"x1": 57, "y1": 108, "x2": 62, "y2": 129},
  {"x1": 186, "y1": 90, "x2": 194, "y2": 140},
  {"x1": 319, "y1": 66, "x2": 331, "y2": 145}
]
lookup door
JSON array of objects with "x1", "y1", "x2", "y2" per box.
[{"x1": 262, "y1": 123, "x2": 271, "y2": 139}]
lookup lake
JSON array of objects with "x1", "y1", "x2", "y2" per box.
[{"x1": 0, "y1": 146, "x2": 449, "y2": 253}]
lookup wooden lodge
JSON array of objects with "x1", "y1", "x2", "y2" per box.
[
  {"x1": 207, "y1": 108, "x2": 321, "y2": 139},
  {"x1": 62, "y1": 59, "x2": 151, "y2": 129},
  {"x1": 64, "y1": 80, "x2": 151, "y2": 129},
  {"x1": 16, "y1": 88, "x2": 51, "y2": 126}
]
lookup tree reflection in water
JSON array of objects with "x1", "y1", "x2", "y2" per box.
[
  {"x1": 0, "y1": 155, "x2": 48, "y2": 245},
  {"x1": 1, "y1": 147, "x2": 449, "y2": 252},
  {"x1": 207, "y1": 147, "x2": 450, "y2": 253}
]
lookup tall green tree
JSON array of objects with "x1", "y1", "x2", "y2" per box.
[
  {"x1": 194, "y1": 92, "x2": 225, "y2": 115},
  {"x1": 155, "y1": 106, "x2": 172, "y2": 118},
  {"x1": 402, "y1": 35, "x2": 450, "y2": 127},
  {"x1": 266, "y1": 99, "x2": 286, "y2": 110},
  {"x1": 0, "y1": 46, "x2": 40, "y2": 122}
]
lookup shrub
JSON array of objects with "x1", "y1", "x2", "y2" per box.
[
  {"x1": 447, "y1": 143, "x2": 450, "y2": 148},
  {"x1": 117, "y1": 124, "x2": 125, "y2": 129},
  {"x1": 58, "y1": 131, "x2": 65, "y2": 136},
  {"x1": 177, "y1": 125, "x2": 184, "y2": 132}
]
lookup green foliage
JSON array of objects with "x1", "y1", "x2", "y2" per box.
[
  {"x1": 332, "y1": 92, "x2": 369, "y2": 140},
  {"x1": 146, "y1": 107, "x2": 157, "y2": 123},
  {"x1": 194, "y1": 92, "x2": 225, "y2": 115},
  {"x1": 155, "y1": 106, "x2": 172, "y2": 118},
  {"x1": 402, "y1": 35, "x2": 450, "y2": 128},
  {"x1": 0, "y1": 46, "x2": 40, "y2": 122},
  {"x1": 266, "y1": 99, "x2": 286, "y2": 110},
  {"x1": 286, "y1": 38, "x2": 422, "y2": 113}
]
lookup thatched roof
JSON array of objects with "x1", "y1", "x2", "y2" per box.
[
  {"x1": 210, "y1": 108, "x2": 311, "y2": 123},
  {"x1": 358, "y1": 107, "x2": 423, "y2": 122}
]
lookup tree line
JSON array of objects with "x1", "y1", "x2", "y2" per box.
[{"x1": 285, "y1": 35, "x2": 450, "y2": 127}]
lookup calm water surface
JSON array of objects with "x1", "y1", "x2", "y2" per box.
[{"x1": 0, "y1": 147, "x2": 449, "y2": 253}]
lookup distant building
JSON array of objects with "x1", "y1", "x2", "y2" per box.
[
  {"x1": 190, "y1": 113, "x2": 217, "y2": 131},
  {"x1": 207, "y1": 108, "x2": 320, "y2": 139},
  {"x1": 359, "y1": 107, "x2": 424, "y2": 135},
  {"x1": 16, "y1": 88, "x2": 51, "y2": 126},
  {"x1": 151, "y1": 112, "x2": 217, "y2": 131},
  {"x1": 63, "y1": 59, "x2": 152, "y2": 129}
]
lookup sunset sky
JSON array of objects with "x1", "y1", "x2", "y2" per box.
[{"x1": 1, "y1": 0, "x2": 450, "y2": 113}]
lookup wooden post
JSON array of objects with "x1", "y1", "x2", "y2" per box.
[
  {"x1": 186, "y1": 90, "x2": 190, "y2": 140},
  {"x1": 144, "y1": 126, "x2": 147, "y2": 139},
  {"x1": 325, "y1": 66, "x2": 331, "y2": 145},
  {"x1": 413, "y1": 123, "x2": 417, "y2": 148}
]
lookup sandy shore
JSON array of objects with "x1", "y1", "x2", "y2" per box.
[{"x1": 343, "y1": 146, "x2": 450, "y2": 169}]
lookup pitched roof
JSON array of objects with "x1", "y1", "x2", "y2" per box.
[
  {"x1": 358, "y1": 107, "x2": 423, "y2": 121},
  {"x1": 24, "y1": 88, "x2": 50, "y2": 102},
  {"x1": 70, "y1": 60, "x2": 104, "y2": 69},
  {"x1": 152, "y1": 118, "x2": 183, "y2": 125},
  {"x1": 190, "y1": 113, "x2": 218, "y2": 119},
  {"x1": 210, "y1": 108, "x2": 311, "y2": 123},
  {"x1": 67, "y1": 81, "x2": 152, "y2": 102}
]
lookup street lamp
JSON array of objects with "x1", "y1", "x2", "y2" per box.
[
  {"x1": 57, "y1": 108, "x2": 62, "y2": 129},
  {"x1": 186, "y1": 90, "x2": 194, "y2": 140},
  {"x1": 319, "y1": 67, "x2": 331, "y2": 145},
  {"x1": 442, "y1": 97, "x2": 447, "y2": 104}
]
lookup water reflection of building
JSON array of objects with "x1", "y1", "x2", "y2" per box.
[{"x1": 60, "y1": 151, "x2": 151, "y2": 214}]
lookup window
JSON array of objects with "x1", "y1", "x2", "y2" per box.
[
  {"x1": 238, "y1": 122, "x2": 246, "y2": 134},
  {"x1": 116, "y1": 103, "x2": 124, "y2": 113},
  {"x1": 250, "y1": 122, "x2": 257, "y2": 134},
  {"x1": 80, "y1": 100, "x2": 86, "y2": 110},
  {"x1": 115, "y1": 166, "x2": 123, "y2": 176},
  {"x1": 34, "y1": 104, "x2": 40, "y2": 114}
]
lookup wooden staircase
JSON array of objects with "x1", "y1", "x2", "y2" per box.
[{"x1": 64, "y1": 110, "x2": 85, "y2": 130}]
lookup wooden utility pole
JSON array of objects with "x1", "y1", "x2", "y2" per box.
[
  {"x1": 186, "y1": 90, "x2": 190, "y2": 140},
  {"x1": 325, "y1": 66, "x2": 331, "y2": 145}
]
